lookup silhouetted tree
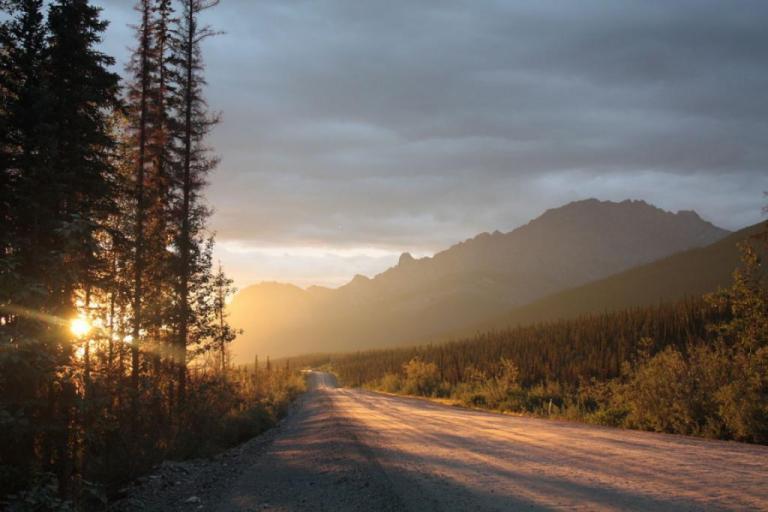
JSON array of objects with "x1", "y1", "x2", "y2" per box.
[
  {"x1": 169, "y1": 0, "x2": 220, "y2": 406},
  {"x1": 0, "y1": 0, "x2": 54, "y2": 497},
  {"x1": 125, "y1": 0, "x2": 155, "y2": 429}
]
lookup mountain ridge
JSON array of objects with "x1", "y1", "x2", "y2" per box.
[
  {"x1": 228, "y1": 198, "x2": 730, "y2": 360},
  {"x1": 450, "y1": 221, "x2": 765, "y2": 340}
]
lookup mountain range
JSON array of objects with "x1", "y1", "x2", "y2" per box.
[{"x1": 227, "y1": 199, "x2": 741, "y2": 361}]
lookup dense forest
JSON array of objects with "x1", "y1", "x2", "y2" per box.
[
  {"x1": 297, "y1": 238, "x2": 768, "y2": 444},
  {"x1": 0, "y1": 1, "x2": 303, "y2": 509}
]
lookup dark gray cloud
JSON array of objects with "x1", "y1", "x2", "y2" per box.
[{"x1": 96, "y1": 0, "x2": 768, "y2": 287}]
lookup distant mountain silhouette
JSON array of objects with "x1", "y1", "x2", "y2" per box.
[{"x1": 228, "y1": 199, "x2": 730, "y2": 360}]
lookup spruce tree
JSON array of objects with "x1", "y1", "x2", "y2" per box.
[
  {"x1": 0, "y1": 0, "x2": 50, "y2": 309},
  {"x1": 0, "y1": 0, "x2": 53, "y2": 496},
  {"x1": 126, "y1": 0, "x2": 155, "y2": 425},
  {"x1": 123, "y1": 0, "x2": 179, "y2": 452},
  {"x1": 46, "y1": 0, "x2": 120, "y2": 309},
  {"x1": 169, "y1": 0, "x2": 220, "y2": 406},
  {"x1": 0, "y1": 0, "x2": 48, "y2": 269},
  {"x1": 145, "y1": 0, "x2": 176, "y2": 364},
  {"x1": 45, "y1": 0, "x2": 120, "y2": 492}
]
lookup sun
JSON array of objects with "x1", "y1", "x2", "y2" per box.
[{"x1": 70, "y1": 317, "x2": 91, "y2": 338}]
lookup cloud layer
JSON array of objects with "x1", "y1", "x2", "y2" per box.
[{"x1": 97, "y1": 0, "x2": 768, "y2": 287}]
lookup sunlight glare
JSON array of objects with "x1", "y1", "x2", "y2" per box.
[{"x1": 70, "y1": 317, "x2": 91, "y2": 338}]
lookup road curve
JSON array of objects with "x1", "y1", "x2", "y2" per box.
[{"x1": 214, "y1": 371, "x2": 768, "y2": 511}]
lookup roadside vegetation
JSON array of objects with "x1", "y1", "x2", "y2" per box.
[
  {"x1": 300, "y1": 239, "x2": 768, "y2": 444},
  {"x1": 168, "y1": 364, "x2": 306, "y2": 460}
]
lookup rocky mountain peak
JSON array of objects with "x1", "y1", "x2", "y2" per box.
[{"x1": 398, "y1": 252, "x2": 415, "y2": 265}]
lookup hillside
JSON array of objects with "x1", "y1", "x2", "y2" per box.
[
  {"x1": 478, "y1": 221, "x2": 765, "y2": 331},
  {"x1": 228, "y1": 199, "x2": 729, "y2": 360}
]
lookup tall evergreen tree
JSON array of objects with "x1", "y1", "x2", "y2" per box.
[
  {"x1": 0, "y1": 0, "x2": 48, "y2": 271},
  {"x1": 0, "y1": 0, "x2": 50, "y2": 309},
  {"x1": 0, "y1": 0, "x2": 53, "y2": 496},
  {"x1": 150, "y1": 0, "x2": 174, "y2": 185},
  {"x1": 126, "y1": 0, "x2": 155, "y2": 423},
  {"x1": 46, "y1": 0, "x2": 120, "y2": 311},
  {"x1": 169, "y1": 0, "x2": 220, "y2": 406},
  {"x1": 123, "y1": 0, "x2": 179, "y2": 450},
  {"x1": 144, "y1": 0, "x2": 176, "y2": 363},
  {"x1": 45, "y1": 0, "x2": 120, "y2": 492}
]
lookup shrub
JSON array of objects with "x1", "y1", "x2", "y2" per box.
[
  {"x1": 716, "y1": 347, "x2": 768, "y2": 443},
  {"x1": 588, "y1": 406, "x2": 629, "y2": 427},
  {"x1": 451, "y1": 381, "x2": 487, "y2": 407},
  {"x1": 402, "y1": 358, "x2": 441, "y2": 396},
  {"x1": 620, "y1": 347, "x2": 699, "y2": 434},
  {"x1": 482, "y1": 358, "x2": 520, "y2": 408},
  {"x1": 379, "y1": 373, "x2": 402, "y2": 393}
]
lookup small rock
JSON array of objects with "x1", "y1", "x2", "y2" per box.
[{"x1": 185, "y1": 496, "x2": 202, "y2": 504}]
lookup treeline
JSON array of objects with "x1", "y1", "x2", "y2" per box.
[
  {"x1": 328, "y1": 297, "x2": 720, "y2": 388},
  {"x1": 303, "y1": 241, "x2": 768, "y2": 444},
  {"x1": 0, "y1": 1, "x2": 300, "y2": 509}
]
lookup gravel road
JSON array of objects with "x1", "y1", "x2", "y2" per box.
[{"x1": 115, "y1": 371, "x2": 768, "y2": 511}]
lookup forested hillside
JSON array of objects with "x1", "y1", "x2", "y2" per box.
[
  {"x1": 466, "y1": 221, "x2": 766, "y2": 335},
  {"x1": 229, "y1": 199, "x2": 729, "y2": 360}
]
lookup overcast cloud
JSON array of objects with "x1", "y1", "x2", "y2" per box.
[{"x1": 95, "y1": 0, "x2": 768, "y2": 288}]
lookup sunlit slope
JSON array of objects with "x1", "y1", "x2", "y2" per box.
[
  {"x1": 228, "y1": 199, "x2": 729, "y2": 360},
  {"x1": 482, "y1": 221, "x2": 765, "y2": 330}
]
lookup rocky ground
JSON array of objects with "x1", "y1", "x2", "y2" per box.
[
  {"x1": 109, "y1": 404, "x2": 291, "y2": 512},
  {"x1": 110, "y1": 375, "x2": 405, "y2": 512}
]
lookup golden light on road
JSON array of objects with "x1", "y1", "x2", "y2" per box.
[{"x1": 70, "y1": 317, "x2": 91, "y2": 338}]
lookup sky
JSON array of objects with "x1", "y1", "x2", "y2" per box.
[{"x1": 94, "y1": 0, "x2": 768, "y2": 289}]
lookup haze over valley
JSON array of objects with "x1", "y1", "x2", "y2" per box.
[{"x1": 228, "y1": 198, "x2": 735, "y2": 360}]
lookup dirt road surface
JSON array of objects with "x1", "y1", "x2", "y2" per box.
[{"x1": 118, "y1": 371, "x2": 768, "y2": 511}]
